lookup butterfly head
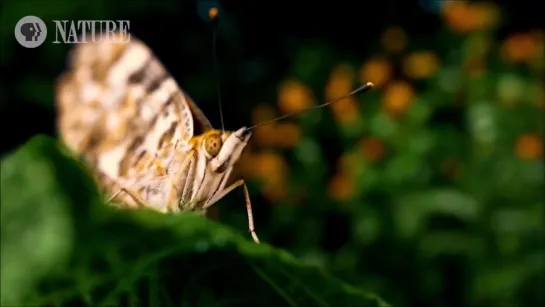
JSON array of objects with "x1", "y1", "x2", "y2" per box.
[{"x1": 195, "y1": 127, "x2": 251, "y2": 173}]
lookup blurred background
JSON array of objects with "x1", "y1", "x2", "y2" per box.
[{"x1": 1, "y1": 0, "x2": 543, "y2": 306}]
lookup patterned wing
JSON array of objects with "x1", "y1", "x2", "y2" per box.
[{"x1": 56, "y1": 32, "x2": 213, "y2": 194}]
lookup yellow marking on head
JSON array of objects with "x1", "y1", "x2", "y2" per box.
[{"x1": 190, "y1": 130, "x2": 226, "y2": 158}]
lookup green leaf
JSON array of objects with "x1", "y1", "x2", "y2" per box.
[
  {"x1": 1, "y1": 136, "x2": 388, "y2": 307},
  {"x1": 393, "y1": 188, "x2": 480, "y2": 240}
]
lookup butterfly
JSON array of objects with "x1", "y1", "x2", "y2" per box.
[
  {"x1": 55, "y1": 28, "x2": 261, "y2": 243},
  {"x1": 55, "y1": 10, "x2": 373, "y2": 245}
]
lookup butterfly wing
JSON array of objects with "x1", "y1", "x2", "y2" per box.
[{"x1": 56, "y1": 32, "x2": 213, "y2": 194}]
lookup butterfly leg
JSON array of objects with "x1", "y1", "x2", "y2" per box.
[
  {"x1": 204, "y1": 179, "x2": 260, "y2": 244},
  {"x1": 106, "y1": 187, "x2": 148, "y2": 209}
]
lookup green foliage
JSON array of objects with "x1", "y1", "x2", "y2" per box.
[
  {"x1": 1, "y1": 136, "x2": 388, "y2": 307},
  {"x1": 276, "y1": 27, "x2": 545, "y2": 307}
]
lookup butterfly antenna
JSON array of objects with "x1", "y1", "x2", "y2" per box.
[
  {"x1": 248, "y1": 82, "x2": 374, "y2": 130},
  {"x1": 209, "y1": 7, "x2": 225, "y2": 133}
]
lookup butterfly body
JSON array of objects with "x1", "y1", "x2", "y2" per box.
[
  {"x1": 119, "y1": 127, "x2": 251, "y2": 214},
  {"x1": 56, "y1": 32, "x2": 259, "y2": 243}
]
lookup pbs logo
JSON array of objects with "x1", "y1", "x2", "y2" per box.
[{"x1": 15, "y1": 16, "x2": 47, "y2": 48}]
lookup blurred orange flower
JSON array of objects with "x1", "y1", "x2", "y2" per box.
[
  {"x1": 255, "y1": 152, "x2": 287, "y2": 176},
  {"x1": 441, "y1": 1, "x2": 475, "y2": 33},
  {"x1": 328, "y1": 172, "x2": 355, "y2": 201},
  {"x1": 251, "y1": 104, "x2": 276, "y2": 125},
  {"x1": 441, "y1": 1, "x2": 499, "y2": 33},
  {"x1": 331, "y1": 97, "x2": 360, "y2": 125},
  {"x1": 272, "y1": 122, "x2": 302, "y2": 148},
  {"x1": 501, "y1": 32, "x2": 544, "y2": 64},
  {"x1": 403, "y1": 51, "x2": 440, "y2": 79},
  {"x1": 251, "y1": 104, "x2": 279, "y2": 147},
  {"x1": 381, "y1": 26, "x2": 407, "y2": 53},
  {"x1": 382, "y1": 81, "x2": 415, "y2": 117},
  {"x1": 471, "y1": 2, "x2": 501, "y2": 31},
  {"x1": 253, "y1": 124, "x2": 278, "y2": 147},
  {"x1": 515, "y1": 134, "x2": 543, "y2": 160},
  {"x1": 360, "y1": 56, "x2": 392, "y2": 88},
  {"x1": 327, "y1": 64, "x2": 360, "y2": 124},
  {"x1": 244, "y1": 151, "x2": 289, "y2": 202},
  {"x1": 251, "y1": 104, "x2": 303, "y2": 148},
  {"x1": 326, "y1": 64, "x2": 354, "y2": 100},
  {"x1": 278, "y1": 80, "x2": 314, "y2": 114},
  {"x1": 358, "y1": 137, "x2": 385, "y2": 162}
]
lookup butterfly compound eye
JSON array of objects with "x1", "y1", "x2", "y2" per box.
[{"x1": 204, "y1": 134, "x2": 223, "y2": 157}]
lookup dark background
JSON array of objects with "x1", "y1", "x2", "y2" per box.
[
  {"x1": 0, "y1": 0, "x2": 542, "y2": 153},
  {"x1": 1, "y1": 1, "x2": 543, "y2": 307},
  {"x1": 2, "y1": 0, "x2": 543, "y2": 154}
]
